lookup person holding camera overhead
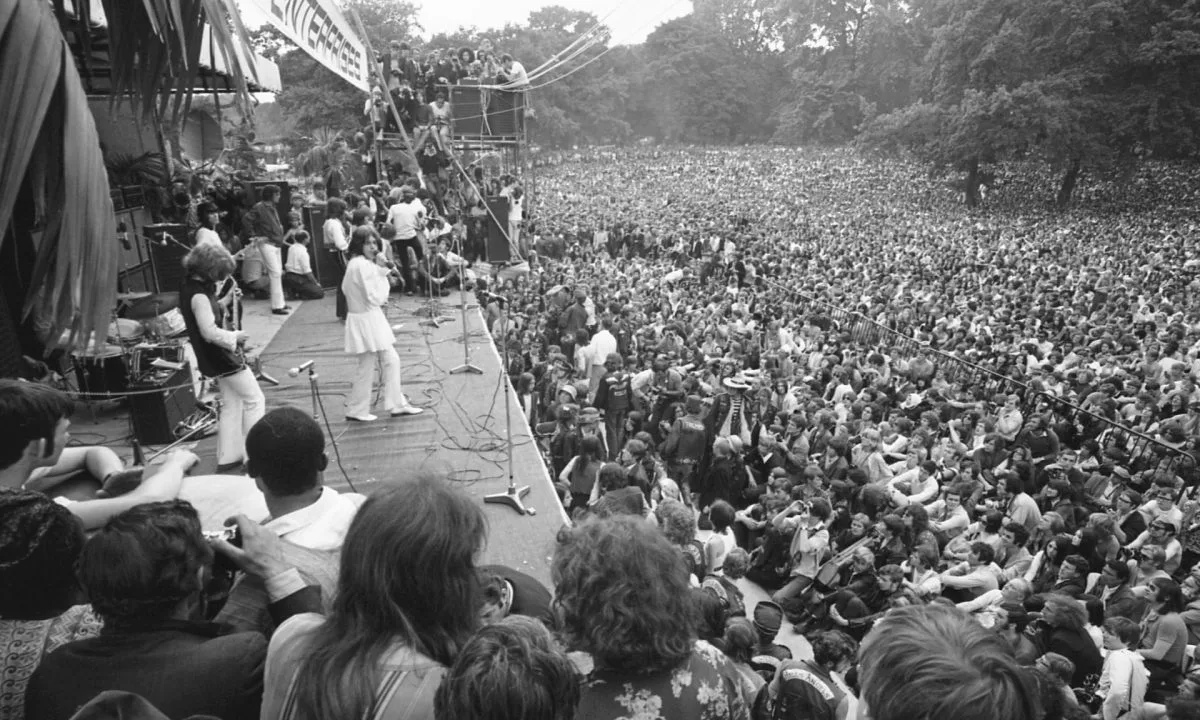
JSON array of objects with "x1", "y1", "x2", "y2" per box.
[{"x1": 769, "y1": 497, "x2": 833, "y2": 613}]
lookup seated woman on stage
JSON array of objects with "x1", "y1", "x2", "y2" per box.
[
  {"x1": 181, "y1": 243, "x2": 265, "y2": 473},
  {"x1": 341, "y1": 227, "x2": 422, "y2": 422}
]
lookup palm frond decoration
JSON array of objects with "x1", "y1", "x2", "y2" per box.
[{"x1": 0, "y1": 0, "x2": 256, "y2": 352}]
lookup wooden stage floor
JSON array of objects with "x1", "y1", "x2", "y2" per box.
[{"x1": 226, "y1": 292, "x2": 565, "y2": 585}]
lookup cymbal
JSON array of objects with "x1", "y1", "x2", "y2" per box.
[{"x1": 125, "y1": 291, "x2": 180, "y2": 320}]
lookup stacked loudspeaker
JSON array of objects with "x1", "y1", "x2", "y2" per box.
[{"x1": 448, "y1": 87, "x2": 524, "y2": 137}]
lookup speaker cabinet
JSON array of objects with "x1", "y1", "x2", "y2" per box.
[
  {"x1": 143, "y1": 223, "x2": 189, "y2": 293},
  {"x1": 485, "y1": 196, "x2": 511, "y2": 263},
  {"x1": 449, "y1": 87, "x2": 524, "y2": 138}
]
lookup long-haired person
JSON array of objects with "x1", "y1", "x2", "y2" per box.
[
  {"x1": 180, "y1": 242, "x2": 265, "y2": 472},
  {"x1": 341, "y1": 227, "x2": 422, "y2": 422},
  {"x1": 262, "y1": 476, "x2": 486, "y2": 720},
  {"x1": 552, "y1": 515, "x2": 749, "y2": 719}
]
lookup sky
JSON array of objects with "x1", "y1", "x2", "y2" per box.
[
  {"x1": 415, "y1": 0, "x2": 692, "y2": 46},
  {"x1": 238, "y1": 0, "x2": 692, "y2": 48}
]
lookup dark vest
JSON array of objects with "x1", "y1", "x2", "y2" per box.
[{"x1": 180, "y1": 276, "x2": 242, "y2": 378}]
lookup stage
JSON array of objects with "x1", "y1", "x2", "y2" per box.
[{"x1": 199, "y1": 292, "x2": 565, "y2": 585}]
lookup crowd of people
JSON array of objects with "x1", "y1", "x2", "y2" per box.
[{"x1": 5, "y1": 145, "x2": 1200, "y2": 720}]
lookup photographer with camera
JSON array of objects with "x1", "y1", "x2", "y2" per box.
[
  {"x1": 768, "y1": 497, "x2": 832, "y2": 614},
  {"x1": 23, "y1": 501, "x2": 320, "y2": 720}
]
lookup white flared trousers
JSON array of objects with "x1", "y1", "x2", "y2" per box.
[
  {"x1": 346, "y1": 347, "x2": 408, "y2": 417},
  {"x1": 216, "y1": 367, "x2": 265, "y2": 465}
]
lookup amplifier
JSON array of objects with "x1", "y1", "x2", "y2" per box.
[
  {"x1": 128, "y1": 363, "x2": 196, "y2": 445},
  {"x1": 144, "y1": 223, "x2": 189, "y2": 293}
]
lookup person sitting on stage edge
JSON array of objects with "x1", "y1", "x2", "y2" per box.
[
  {"x1": 214, "y1": 407, "x2": 365, "y2": 635},
  {"x1": 0, "y1": 379, "x2": 198, "y2": 531},
  {"x1": 181, "y1": 242, "x2": 266, "y2": 473},
  {"x1": 283, "y1": 228, "x2": 326, "y2": 300},
  {"x1": 341, "y1": 226, "x2": 423, "y2": 422}
]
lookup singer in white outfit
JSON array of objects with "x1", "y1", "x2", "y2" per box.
[{"x1": 341, "y1": 227, "x2": 423, "y2": 422}]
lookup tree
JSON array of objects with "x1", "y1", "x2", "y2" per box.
[
  {"x1": 257, "y1": 0, "x2": 421, "y2": 139},
  {"x1": 859, "y1": 0, "x2": 1200, "y2": 207}
]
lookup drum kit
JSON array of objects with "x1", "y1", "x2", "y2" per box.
[{"x1": 72, "y1": 291, "x2": 199, "y2": 399}]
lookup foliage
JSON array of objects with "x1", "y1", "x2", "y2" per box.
[
  {"x1": 2, "y1": 0, "x2": 255, "y2": 353},
  {"x1": 293, "y1": 129, "x2": 351, "y2": 196}
]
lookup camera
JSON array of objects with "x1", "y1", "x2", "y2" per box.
[{"x1": 203, "y1": 526, "x2": 241, "y2": 544}]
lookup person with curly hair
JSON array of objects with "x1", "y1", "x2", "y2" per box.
[
  {"x1": 24, "y1": 501, "x2": 268, "y2": 720},
  {"x1": 434, "y1": 615, "x2": 579, "y2": 720},
  {"x1": 552, "y1": 515, "x2": 749, "y2": 720},
  {"x1": 181, "y1": 241, "x2": 265, "y2": 472}
]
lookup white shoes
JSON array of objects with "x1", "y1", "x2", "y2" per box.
[
  {"x1": 346, "y1": 413, "x2": 378, "y2": 422},
  {"x1": 390, "y1": 405, "x2": 424, "y2": 417}
]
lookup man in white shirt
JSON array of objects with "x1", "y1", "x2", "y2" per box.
[
  {"x1": 216, "y1": 407, "x2": 366, "y2": 634},
  {"x1": 587, "y1": 317, "x2": 619, "y2": 402},
  {"x1": 386, "y1": 186, "x2": 426, "y2": 291},
  {"x1": 888, "y1": 460, "x2": 940, "y2": 507},
  {"x1": 499, "y1": 53, "x2": 529, "y2": 87},
  {"x1": 939, "y1": 542, "x2": 1001, "y2": 601}
]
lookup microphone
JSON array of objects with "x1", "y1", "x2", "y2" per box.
[{"x1": 288, "y1": 360, "x2": 315, "y2": 377}]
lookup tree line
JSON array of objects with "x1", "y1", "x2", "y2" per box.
[{"x1": 257, "y1": 0, "x2": 1200, "y2": 207}]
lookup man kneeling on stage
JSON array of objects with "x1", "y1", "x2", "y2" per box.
[{"x1": 416, "y1": 236, "x2": 462, "y2": 296}]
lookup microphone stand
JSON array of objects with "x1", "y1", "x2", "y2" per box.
[
  {"x1": 289, "y1": 361, "x2": 320, "y2": 420},
  {"x1": 485, "y1": 304, "x2": 531, "y2": 516},
  {"x1": 451, "y1": 227, "x2": 482, "y2": 375}
]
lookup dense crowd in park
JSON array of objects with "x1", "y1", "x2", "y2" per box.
[{"x1": 4, "y1": 145, "x2": 1200, "y2": 720}]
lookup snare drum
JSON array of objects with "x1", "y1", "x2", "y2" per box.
[{"x1": 143, "y1": 308, "x2": 187, "y2": 338}]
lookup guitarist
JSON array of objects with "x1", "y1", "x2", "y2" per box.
[{"x1": 768, "y1": 498, "x2": 833, "y2": 619}]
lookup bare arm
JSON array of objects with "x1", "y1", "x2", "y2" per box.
[{"x1": 68, "y1": 450, "x2": 198, "y2": 530}]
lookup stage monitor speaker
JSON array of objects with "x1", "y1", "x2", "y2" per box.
[
  {"x1": 250, "y1": 180, "x2": 292, "y2": 220},
  {"x1": 128, "y1": 364, "x2": 196, "y2": 445},
  {"x1": 144, "y1": 223, "x2": 189, "y2": 293},
  {"x1": 485, "y1": 197, "x2": 511, "y2": 263}
]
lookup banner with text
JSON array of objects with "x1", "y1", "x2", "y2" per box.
[{"x1": 243, "y1": 0, "x2": 369, "y2": 92}]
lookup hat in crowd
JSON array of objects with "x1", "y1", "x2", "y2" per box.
[
  {"x1": 753, "y1": 600, "x2": 784, "y2": 635},
  {"x1": 723, "y1": 375, "x2": 751, "y2": 391},
  {"x1": 559, "y1": 384, "x2": 578, "y2": 400},
  {"x1": 685, "y1": 395, "x2": 703, "y2": 414},
  {"x1": 578, "y1": 407, "x2": 601, "y2": 425},
  {"x1": 1112, "y1": 466, "x2": 1131, "y2": 480}
]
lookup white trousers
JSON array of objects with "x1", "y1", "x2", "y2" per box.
[
  {"x1": 346, "y1": 347, "x2": 408, "y2": 417},
  {"x1": 216, "y1": 367, "x2": 265, "y2": 465},
  {"x1": 259, "y1": 243, "x2": 286, "y2": 310}
]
